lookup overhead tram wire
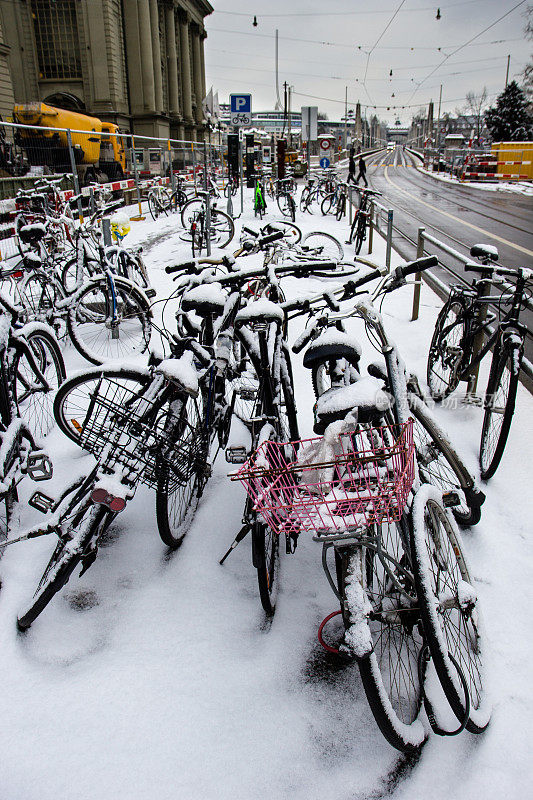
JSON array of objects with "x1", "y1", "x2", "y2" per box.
[
  {"x1": 407, "y1": 0, "x2": 528, "y2": 103},
  {"x1": 212, "y1": 1, "x2": 491, "y2": 18}
]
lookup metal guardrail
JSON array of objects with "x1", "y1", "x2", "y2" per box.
[{"x1": 346, "y1": 180, "x2": 533, "y2": 390}]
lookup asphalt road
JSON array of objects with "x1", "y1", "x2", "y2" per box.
[
  {"x1": 356, "y1": 147, "x2": 533, "y2": 378},
  {"x1": 363, "y1": 147, "x2": 533, "y2": 273}
]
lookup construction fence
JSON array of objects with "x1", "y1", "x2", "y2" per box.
[
  {"x1": 422, "y1": 142, "x2": 533, "y2": 181},
  {"x1": 0, "y1": 119, "x2": 226, "y2": 261}
]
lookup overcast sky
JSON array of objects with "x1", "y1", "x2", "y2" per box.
[{"x1": 203, "y1": 0, "x2": 531, "y2": 125}]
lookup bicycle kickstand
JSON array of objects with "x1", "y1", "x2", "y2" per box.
[{"x1": 219, "y1": 523, "x2": 251, "y2": 564}]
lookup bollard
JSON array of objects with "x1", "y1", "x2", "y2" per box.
[
  {"x1": 192, "y1": 143, "x2": 197, "y2": 194},
  {"x1": 205, "y1": 195, "x2": 212, "y2": 257},
  {"x1": 66, "y1": 129, "x2": 84, "y2": 224},
  {"x1": 385, "y1": 209, "x2": 393, "y2": 271},
  {"x1": 348, "y1": 185, "x2": 353, "y2": 226},
  {"x1": 226, "y1": 189, "x2": 233, "y2": 218},
  {"x1": 411, "y1": 226, "x2": 425, "y2": 321}
]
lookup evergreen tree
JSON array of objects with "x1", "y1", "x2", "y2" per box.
[{"x1": 484, "y1": 81, "x2": 533, "y2": 141}]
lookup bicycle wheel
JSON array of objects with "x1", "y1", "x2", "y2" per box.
[
  {"x1": 299, "y1": 188, "x2": 311, "y2": 213},
  {"x1": 427, "y1": 298, "x2": 467, "y2": 400},
  {"x1": 353, "y1": 215, "x2": 367, "y2": 255},
  {"x1": 209, "y1": 208, "x2": 235, "y2": 249},
  {"x1": 479, "y1": 340, "x2": 520, "y2": 480},
  {"x1": 17, "y1": 503, "x2": 108, "y2": 630},
  {"x1": 60, "y1": 256, "x2": 101, "y2": 294},
  {"x1": 301, "y1": 231, "x2": 344, "y2": 261},
  {"x1": 335, "y1": 194, "x2": 346, "y2": 221},
  {"x1": 339, "y1": 520, "x2": 427, "y2": 752},
  {"x1": 277, "y1": 193, "x2": 294, "y2": 220},
  {"x1": 14, "y1": 328, "x2": 66, "y2": 440},
  {"x1": 320, "y1": 193, "x2": 336, "y2": 215},
  {"x1": 54, "y1": 366, "x2": 153, "y2": 444},
  {"x1": 252, "y1": 519, "x2": 279, "y2": 615},
  {"x1": 169, "y1": 188, "x2": 189, "y2": 211},
  {"x1": 19, "y1": 271, "x2": 58, "y2": 324},
  {"x1": 180, "y1": 197, "x2": 204, "y2": 228},
  {"x1": 156, "y1": 395, "x2": 205, "y2": 548},
  {"x1": 408, "y1": 394, "x2": 482, "y2": 527},
  {"x1": 148, "y1": 188, "x2": 170, "y2": 221},
  {"x1": 262, "y1": 220, "x2": 302, "y2": 245},
  {"x1": 411, "y1": 486, "x2": 490, "y2": 733},
  {"x1": 67, "y1": 277, "x2": 151, "y2": 365}
]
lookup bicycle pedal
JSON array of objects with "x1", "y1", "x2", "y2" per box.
[
  {"x1": 237, "y1": 388, "x2": 256, "y2": 401},
  {"x1": 442, "y1": 491, "x2": 461, "y2": 508},
  {"x1": 460, "y1": 394, "x2": 483, "y2": 407},
  {"x1": 28, "y1": 491, "x2": 55, "y2": 513},
  {"x1": 26, "y1": 453, "x2": 53, "y2": 481},
  {"x1": 225, "y1": 446, "x2": 248, "y2": 464}
]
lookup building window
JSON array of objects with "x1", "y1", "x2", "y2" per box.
[{"x1": 31, "y1": 0, "x2": 81, "y2": 80}]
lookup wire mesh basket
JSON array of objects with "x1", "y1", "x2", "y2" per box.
[
  {"x1": 231, "y1": 421, "x2": 415, "y2": 537},
  {"x1": 76, "y1": 375, "x2": 206, "y2": 492}
]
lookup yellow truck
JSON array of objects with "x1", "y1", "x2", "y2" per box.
[{"x1": 12, "y1": 103, "x2": 126, "y2": 183}]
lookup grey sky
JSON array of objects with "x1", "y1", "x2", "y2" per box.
[{"x1": 204, "y1": 0, "x2": 531, "y2": 125}]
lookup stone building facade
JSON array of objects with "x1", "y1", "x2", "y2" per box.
[{"x1": 0, "y1": 0, "x2": 212, "y2": 141}]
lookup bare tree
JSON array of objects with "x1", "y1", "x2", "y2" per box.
[{"x1": 465, "y1": 87, "x2": 488, "y2": 138}]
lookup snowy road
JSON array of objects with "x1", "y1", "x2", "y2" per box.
[{"x1": 0, "y1": 192, "x2": 531, "y2": 799}]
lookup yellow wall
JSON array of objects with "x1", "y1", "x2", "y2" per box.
[{"x1": 491, "y1": 141, "x2": 533, "y2": 179}]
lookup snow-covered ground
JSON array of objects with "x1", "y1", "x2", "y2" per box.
[
  {"x1": 0, "y1": 189, "x2": 532, "y2": 799},
  {"x1": 415, "y1": 163, "x2": 533, "y2": 195}
]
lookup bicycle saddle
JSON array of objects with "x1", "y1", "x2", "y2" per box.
[
  {"x1": 470, "y1": 244, "x2": 498, "y2": 262},
  {"x1": 18, "y1": 223, "x2": 47, "y2": 244},
  {"x1": 313, "y1": 376, "x2": 392, "y2": 434},
  {"x1": 181, "y1": 282, "x2": 226, "y2": 317},
  {"x1": 303, "y1": 329, "x2": 362, "y2": 370},
  {"x1": 235, "y1": 299, "x2": 284, "y2": 328}
]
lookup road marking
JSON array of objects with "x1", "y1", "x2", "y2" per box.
[{"x1": 383, "y1": 166, "x2": 533, "y2": 257}]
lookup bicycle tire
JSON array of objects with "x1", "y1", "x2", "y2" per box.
[
  {"x1": 14, "y1": 328, "x2": 66, "y2": 440},
  {"x1": 411, "y1": 485, "x2": 490, "y2": 733},
  {"x1": 262, "y1": 220, "x2": 302, "y2": 245},
  {"x1": 180, "y1": 197, "x2": 204, "y2": 228},
  {"x1": 155, "y1": 396, "x2": 205, "y2": 548},
  {"x1": 17, "y1": 503, "x2": 109, "y2": 630},
  {"x1": 18, "y1": 271, "x2": 59, "y2": 324},
  {"x1": 210, "y1": 208, "x2": 235, "y2": 249},
  {"x1": 301, "y1": 231, "x2": 344, "y2": 261},
  {"x1": 53, "y1": 366, "x2": 154, "y2": 445},
  {"x1": 479, "y1": 340, "x2": 520, "y2": 480},
  {"x1": 299, "y1": 188, "x2": 310, "y2": 213},
  {"x1": 169, "y1": 188, "x2": 189, "y2": 211},
  {"x1": 339, "y1": 521, "x2": 427, "y2": 752},
  {"x1": 67, "y1": 277, "x2": 151, "y2": 365},
  {"x1": 252, "y1": 520, "x2": 279, "y2": 615},
  {"x1": 60, "y1": 256, "x2": 101, "y2": 294},
  {"x1": 335, "y1": 195, "x2": 346, "y2": 221},
  {"x1": 320, "y1": 193, "x2": 336, "y2": 215},
  {"x1": 408, "y1": 394, "x2": 482, "y2": 527},
  {"x1": 427, "y1": 298, "x2": 467, "y2": 400},
  {"x1": 353, "y1": 215, "x2": 366, "y2": 255}
]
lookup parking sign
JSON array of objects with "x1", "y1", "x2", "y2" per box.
[{"x1": 230, "y1": 94, "x2": 252, "y2": 126}]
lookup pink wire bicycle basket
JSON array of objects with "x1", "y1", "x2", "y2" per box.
[{"x1": 231, "y1": 421, "x2": 415, "y2": 538}]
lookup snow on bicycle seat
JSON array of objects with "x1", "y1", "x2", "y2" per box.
[
  {"x1": 313, "y1": 376, "x2": 391, "y2": 433},
  {"x1": 235, "y1": 299, "x2": 284, "y2": 327},
  {"x1": 156, "y1": 352, "x2": 199, "y2": 397},
  {"x1": 181, "y1": 282, "x2": 226, "y2": 317},
  {"x1": 470, "y1": 244, "x2": 498, "y2": 262},
  {"x1": 303, "y1": 329, "x2": 362, "y2": 369},
  {"x1": 18, "y1": 222, "x2": 47, "y2": 244}
]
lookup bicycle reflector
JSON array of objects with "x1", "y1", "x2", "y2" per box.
[{"x1": 90, "y1": 488, "x2": 127, "y2": 513}]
